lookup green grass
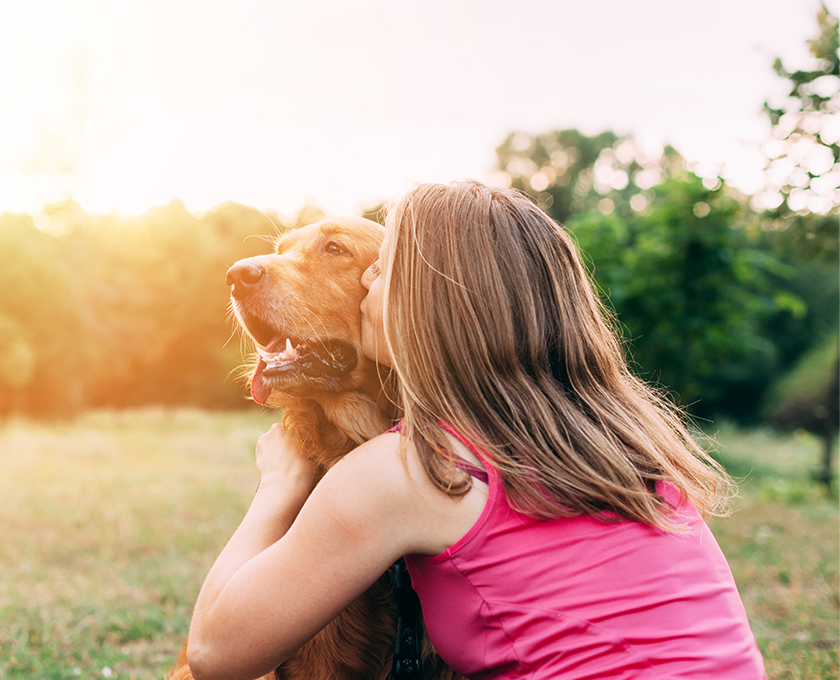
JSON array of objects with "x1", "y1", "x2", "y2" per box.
[
  {"x1": 0, "y1": 410, "x2": 837, "y2": 679},
  {"x1": 706, "y1": 424, "x2": 839, "y2": 679},
  {"x1": 0, "y1": 408, "x2": 278, "y2": 680}
]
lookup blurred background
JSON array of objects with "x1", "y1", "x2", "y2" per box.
[
  {"x1": 1, "y1": 0, "x2": 837, "y2": 477},
  {"x1": 0, "y1": 1, "x2": 838, "y2": 678}
]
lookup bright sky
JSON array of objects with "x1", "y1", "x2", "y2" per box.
[{"x1": 0, "y1": 0, "x2": 835, "y2": 219}]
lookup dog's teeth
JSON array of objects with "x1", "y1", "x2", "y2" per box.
[
  {"x1": 277, "y1": 337, "x2": 298, "y2": 361},
  {"x1": 257, "y1": 338, "x2": 299, "y2": 366}
]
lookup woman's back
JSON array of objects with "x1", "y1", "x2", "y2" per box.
[{"x1": 405, "y1": 429, "x2": 765, "y2": 680}]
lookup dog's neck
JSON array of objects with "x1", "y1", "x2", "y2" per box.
[
  {"x1": 320, "y1": 392, "x2": 392, "y2": 446},
  {"x1": 324, "y1": 362, "x2": 398, "y2": 444},
  {"x1": 278, "y1": 361, "x2": 399, "y2": 472}
]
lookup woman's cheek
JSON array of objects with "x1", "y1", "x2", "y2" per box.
[{"x1": 363, "y1": 313, "x2": 389, "y2": 366}]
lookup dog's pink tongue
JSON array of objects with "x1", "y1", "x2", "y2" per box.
[
  {"x1": 251, "y1": 359, "x2": 271, "y2": 405},
  {"x1": 251, "y1": 336, "x2": 283, "y2": 405}
]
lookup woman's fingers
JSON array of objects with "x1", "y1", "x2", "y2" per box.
[{"x1": 255, "y1": 424, "x2": 318, "y2": 499}]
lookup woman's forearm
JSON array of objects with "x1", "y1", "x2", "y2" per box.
[
  {"x1": 192, "y1": 485, "x2": 301, "y2": 617},
  {"x1": 190, "y1": 424, "x2": 317, "y2": 644},
  {"x1": 187, "y1": 469, "x2": 314, "y2": 679}
]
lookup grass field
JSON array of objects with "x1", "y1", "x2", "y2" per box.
[{"x1": 0, "y1": 409, "x2": 837, "y2": 680}]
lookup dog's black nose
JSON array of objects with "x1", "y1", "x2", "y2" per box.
[{"x1": 226, "y1": 261, "x2": 265, "y2": 298}]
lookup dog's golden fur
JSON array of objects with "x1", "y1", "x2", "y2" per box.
[{"x1": 166, "y1": 217, "x2": 460, "y2": 680}]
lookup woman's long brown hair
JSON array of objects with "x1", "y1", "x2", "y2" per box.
[{"x1": 379, "y1": 180, "x2": 734, "y2": 529}]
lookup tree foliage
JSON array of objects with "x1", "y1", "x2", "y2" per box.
[
  {"x1": 495, "y1": 129, "x2": 689, "y2": 225},
  {"x1": 495, "y1": 128, "x2": 802, "y2": 420},
  {"x1": 572, "y1": 174, "x2": 789, "y2": 418},
  {"x1": 0, "y1": 213, "x2": 95, "y2": 416},
  {"x1": 0, "y1": 202, "x2": 287, "y2": 417},
  {"x1": 751, "y1": 3, "x2": 840, "y2": 486},
  {"x1": 764, "y1": 333, "x2": 839, "y2": 487},
  {"x1": 759, "y1": 2, "x2": 840, "y2": 262}
]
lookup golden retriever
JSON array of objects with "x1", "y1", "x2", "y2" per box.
[{"x1": 167, "y1": 216, "x2": 460, "y2": 680}]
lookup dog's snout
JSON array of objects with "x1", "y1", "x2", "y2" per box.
[{"x1": 226, "y1": 261, "x2": 265, "y2": 298}]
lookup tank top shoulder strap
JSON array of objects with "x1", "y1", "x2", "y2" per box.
[
  {"x1": 439, "y1": 422, "x2": 491, "y2": 484},
  {"x1": 383, "y1": 420, "x2": 490, "y2": 484},
  {"x1": 452, "y1": 457, "x2": 489, "y2": 484}
]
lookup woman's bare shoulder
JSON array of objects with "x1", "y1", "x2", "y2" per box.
[
  {"x1": 319, "y1": 431, "x2": 444, "y2": 516},
  {"x1": 313, "y1": 430, "x2": 487, "y2": 557}
]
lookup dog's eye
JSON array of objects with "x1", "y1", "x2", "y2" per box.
[{"x1": 324, "y1": 241, "x2": 348, "y2": 256}]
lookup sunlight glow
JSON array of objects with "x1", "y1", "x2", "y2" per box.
[
  {"x1": 530, "y1": 172, "x2": 551, "y2": 192},
  {"x1": 598, "y1": 198, "x2": 615, "y2": 215},
  {"x1": 2, "y1": 0, "x2": 836, "y2": 218},
  {"x1": 630, "y1": 194, "x2": 648, "y2": 212}
]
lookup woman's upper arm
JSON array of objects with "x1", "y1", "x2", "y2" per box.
[{"x1": 188, "y1": 433, "x2": 428, "y2": 680}]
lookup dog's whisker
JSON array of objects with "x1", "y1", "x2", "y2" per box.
[
  {"x1": 279, "y1": 296, "x2": 328, "y2": 342},
  {"x1": 222, "y1": 326, "x2": 239, "y2": 349},
  {"x1": 258, "y1": 208, "x2": 285, "y2": 239},
  {"x1": 223, "y1": 305, "x2": 242, "y2": 349},
  {"x1": 296, "y1": 307, "x2": 334, "y2": 352},
  {"x1": 255, "y1": 233, "x2": 277, "y2": 247}
]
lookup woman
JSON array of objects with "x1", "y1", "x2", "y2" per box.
[{"x1": 187, "y1": 180, "x2": 765, "y2": 680}]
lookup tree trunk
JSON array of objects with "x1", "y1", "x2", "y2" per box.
[
  {"x1": 819, "y1": 358, "x2": 840, "y2": 489},
  {"x1": 819, "y1": 430, "x2": 836, "y2": 489}
]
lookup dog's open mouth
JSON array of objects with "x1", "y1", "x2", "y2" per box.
[{"x1": 250, "y1": 333, "x2": 358, "y2": 405}]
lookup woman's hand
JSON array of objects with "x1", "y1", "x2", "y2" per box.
[{"x1": 255, "y1": 423, "x2": 318, "y2": 509}]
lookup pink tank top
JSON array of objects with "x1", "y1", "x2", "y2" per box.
[{"x1": 403, "y1": 427, "x2": 765, "y2": 679}]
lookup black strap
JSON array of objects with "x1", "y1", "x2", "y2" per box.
[{"x1": 390, "y1": 558, "x2": 422, "y2": 679}]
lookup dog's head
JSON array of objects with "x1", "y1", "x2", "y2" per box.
[{"x1": 227, "y1": 216, "x2": 385, "y2": 408}]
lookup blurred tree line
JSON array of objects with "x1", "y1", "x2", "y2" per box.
[
  {"x1": 0, "y1": 201, "x2": 292, "y2": 417},
  {"x1": 0, "y1": 5, "x2": 837, "y2": 486},
  {"x1": 495, "y1": 130, "x2": 836, "y2": 421}
]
